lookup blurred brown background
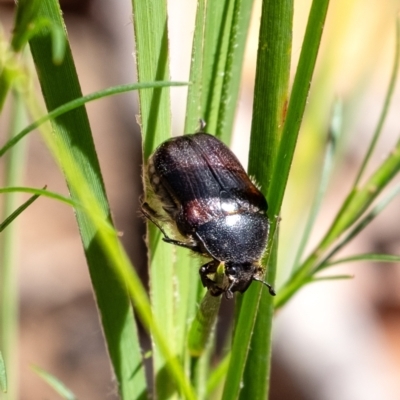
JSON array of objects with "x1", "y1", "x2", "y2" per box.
[{"x1": 1, "y1": 0, "x2": 400, "y2": 399}]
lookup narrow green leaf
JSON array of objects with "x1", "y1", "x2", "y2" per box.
[
  {"x1": 35, "y1": 118, "x2": 195, "y2": 400},
  {"x1": 186, "y1": 0, "x2": 253, "y2": 143},
  {"x1": 191, "y1": 329, "x2": 215, "y2": 400},
  {"x1": 0, "y1": 90, "x2": 29, "y2": 400},
  {"x1": 221, "y1": 284, "x2": 263, "y2": 400},
  {"x1": 0, "y1": 81, "x2": 188, "y2": 158},
  {"x1": 174, "y1": 245, "x2": 204, "y2": 365},
  {"x1": 239, "y1": 229, "x2": 279, "y2": 400},
  {"x1": 0, "y1": 187, "x2": 76, "y2": 207},
  {"x1": 251, "y1": 0, "x2": 330, "y2": 318},
  {"x1": 131, "y1": 0, "x2": 183, "y2": 398},
  {"x1": 275, "y1": 183, "x2": 400, "y2": 308},
  {"x1": 222, "y1": 2, "x2": 330, "y2": 397},
  {"x1": 0, "y1": 190, "x2": 42, "y2": 232},
  {"x1": 50, "y1": 23, "x2": 66, "y2": 64},
  {"x1": 183, "y1": 0, "x2": 256, "y2": 370},
  {"x1": 185, "y1": 0, "x2": 206, "y2": 132},
  {"x1": 292, "y1": 100, "x2": 342, "y2": 270},
  {"x1": 31, "y1": 365, "x2": 77, "y2": 400},
  {"x1": 132, "y1": 0, "x2": 172, "y2": 157},
  {"x1": 182, "y1": 0, "x2": 257, "y2": 369},
  {"x1": 206, "y1": 354, "x2": 230, "y2": 397},
  {"x1": 275, "y1": 15, "x2": 400, "y2": 309},
  {"x1": 315, "y1": 185, "x2": 400, "y2": 272},
  {"x1": 249, "y1": 0, "x2": 293, "y2": 192},
  {"x1": 325, "y1": 253, "x2": 400, "y2": 266},
  {"x1": 188, "y1": 292, "x2": 221, "y2": 357},
  {"x1": 354, "y1": 16, "x2": 400, "y2": 186},
  {"x1": 223, "y1": 0, "x2": 295, "y2": 398},
  {"x1": 0, "y1": 33, "x2": 19, "y2": 111},
  {"x1": 320, "y1": 138, "x2": 400, "y2": 250},
  {"x1": 310, "y1": 274, "x2": 353, "y2": 282},
  {"x1": 177, "y1": 48, "x2": 206, "y2": 378},
  {"x1": 0, "y1": 351, "x2": 7, "y2": 393},
  {"x1": 11, "y1": 0, "x2": 42, "y2": 51},
  {"x1": 216, "y1": 0, "x2": 255, "y2": 144},
  {"x1": 201, "y1": 0, "x2": 234, "y2": 134},
  {"x1": 268, "y1": 0, "x2": 330, "y2": 217},
  {"x1": 28, "y1": 0, "x2": 147, "y2": 397}
]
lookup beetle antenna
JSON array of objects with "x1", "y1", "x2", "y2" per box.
[{"x1": 252, "y1": 276, "x2": 276, "y2": 296}]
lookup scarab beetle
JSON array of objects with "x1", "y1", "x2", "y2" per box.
[{"x1": 142, "y1": 132, "x2": 275, "y2": 299}]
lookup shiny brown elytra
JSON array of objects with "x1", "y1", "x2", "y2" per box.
[{"x1": 142, "y1": 132, "x2": 275, "y2": 299}]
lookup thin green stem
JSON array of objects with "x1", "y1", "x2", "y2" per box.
[
  {"x1": 292, "y1": 100, "x2": 342, "y2": 270},
  {"x1": 314, "y1": 184, "x2": 400, "y2": 272},
  {"x1": 326, "y1": 253, "x2": 400, "y2": 266},
  {"x1": 353, "y1": 16, "x2": 400, "y2": 186},
  {"x1": 216, "y1": 0, "x2": 255, "y2": 143},
  {"x1": 0, "y1": 187, "x2": 77, "y2": 207},
  {"x1": 0, "y1": 91, "x2": 28, "y2": 400},
  {"x1": 0, "y1": 81, "x2": 187, "y2": 158},
  {"x1": 275, "y1": 172, "x2": 400, "y2": 309}
]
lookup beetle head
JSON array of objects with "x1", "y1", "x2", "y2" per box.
[{"x1": 224, "y1": 262, "x2": 275, "y2": 299}]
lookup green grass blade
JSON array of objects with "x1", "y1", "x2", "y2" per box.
[
  {"x1": 186, "y1": 0, "x2": 254, "y2": 143},
  {"x1": 249, "y1": 0, "x2": 293, "y2": 191},
  {"x1": 206, "y1": 354, "x2": 230, "y2": 397},
  {"x1": 0, "y1": 32, "x2": 17, "y2": 112},
  {"x1": 31, "y1": 366, "x2": 77, "y2": 400},
  {"x1": 32, "y1": 113, "x2": 195, "y2": 400},
  {"x1": 326, "y1": 254, "x2": 400, "y2": 266},
  {"x1": 224, "y1": 1, "x2": 330, "y2": 398},
  {"x1": 132, "y1": 0, "x2": 172, "y2": 157},
  {"x1": 183, "y1": 1, "x2": 256, "y2": 361},
  {"x1": 49, "y1": 22, "x2": 66, "y2": 64},
  {"x1": 0, "y1": 187, "x2": 76, "y2": 207},
  {"x1": 190, "y1": 330, "x2": 215, "y2": 400},
  {"x1": 27, "y1": 1, "x2": 147, "y2": 398},
  {"x1": 274, "y1": 13, "x2": 400, "y2": 309},
  {"x1": 239, "y1": 229, "x2": 279, "y2": 400},
  {"x1": 0, "y1": 90, "x2": 28, "y2": 400},
  {"x1": 222, "y1": 0, "x2": 294, "y2": 398},
  {"x1": 221, "y1": 284, "x2": 264, "y2": 400},
  {"x1": 0, "y1": 81, "x2": 188, "y2": 158},
  {"x1": 183, "y1": 0, "x2": 253, "y2": 386},
  {"x1": 292, "y1": 100, "x2": 342, "y2": 270},
  {"x1": 275, "y1": 183, "x2": 400, "y2": 308},
  {"x1": 216, "y1": 0, "x2": 255, "y2": 143},
  {"x1": 320, "y1": 138, "x2": 400, "y2": 250},
  {"x1": 201, "y1": 0, "x2": 234, "y2": 134},
  {"x1": 314, "y1": 184, "x2": 400, "y2": 272},
  {"x1": 0, "y1": 351, "x2": 7, "y2": 393},
  {"x1": 0, "y1": 190, "x2": 42, "y2": 232},
  {"x1": 174, "y1": 246, "x2": 204, "y2": 378},
  {"x1": 184, "y1": 0, "x2": 206, "y2": 132},
  {"x1": 243, "y1": 0, "x2": 330, "y2": 319},
  {"x1": 11, "y1": 0, "x2": 41, "y2": 51},
  {"x1": 310, "y1": 275, "x2": 353, "y2": 282},
  {"x1": 131, "y1": 0, "x2": 181, "y2": 397},
  {"x1": 313, "y1": 17, "x2": 400, "y2": 252},
  {"x1": 354, "y1": 16, "x2": 400, "y2": 186},
  {"x1": 268, "y1": 0, "x2": 330, "y2": 217},
  {"x1": 188, "y1": 293, "x2": 221, "y2": 357},
  {"x1": 180, "y1": 1, "x2": 207, "y2": 372}
]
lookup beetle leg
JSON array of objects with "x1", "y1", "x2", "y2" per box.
[
  {"x1": 199, "y1": 260, "x2": 225, "y2": 296},
  {"x1": 141, "y1": 202, "x2": 170, "y2": 237},
  {"x1": 162, "y1": 236, "x2": 201, "y2": 251},
  {"x1": 225, "y1": 279, "x2": 237, "y2": 300},
  {"x1": 142, "y1": 202, "x2": 201, "y2": 251}
]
